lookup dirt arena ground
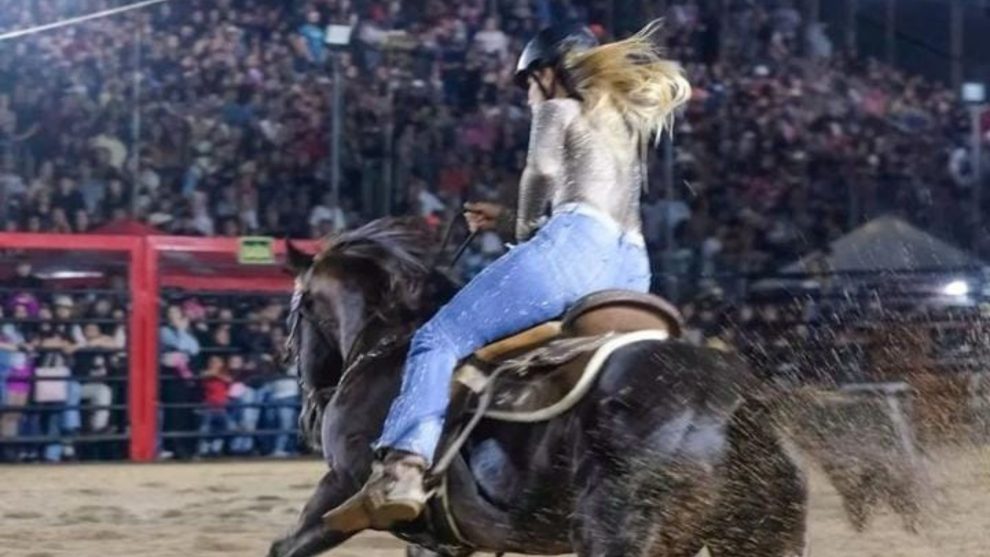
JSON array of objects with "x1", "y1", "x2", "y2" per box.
[{"x1": 2, "y1": 447, "x2": 989, "y2": 557}]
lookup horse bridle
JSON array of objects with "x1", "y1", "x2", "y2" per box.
[
  {"x1": 286, "y1": 290, "x2": 333, "y2": 361},
  {"x1": 286, "y1": 281, "x2": 408, "y2": 400}
]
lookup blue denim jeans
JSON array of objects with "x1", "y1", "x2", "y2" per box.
[
  {"x1": 376, "y1": 204, "x2": 650, "y2": 463},
  {"x1": 198, "y1": 408, "x2": 235, "y2": 456},
  {"x1": 62, "y1": 380, "x2": 82, "y2": 432},
  {"x1": 229, "y1": 387, "x2": 259, "y2": 454},
  {"x1": 267, "y1": 395, "x2": 300, "y2": 455},
  {"x1": 0, "y1": 365, "x2": 8, "y2": 409},
  {"x1": 21, "y1": 404, "x2": 65, "y2": 462}
]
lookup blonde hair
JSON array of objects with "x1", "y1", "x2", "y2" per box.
[{"x1": 562, "y1": 20, "x2": 691, "y2": 143}]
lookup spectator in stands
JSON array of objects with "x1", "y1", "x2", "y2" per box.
[
  {"x1": 295, "y1": 10, "x2": 328, "y2": 66},
  {"x1": 0, "y1": 302, "x2": 31, "y2": 459},
  {"x1": 211, "y1": 323, "x2": 235, "y2": 354},
  {"x1": 78, "y1": 354, "x2": 113, "y2": 434},
  {"x1": 228, "y1": 353, "x2": 260, "y2": 455},
  {"x1": 10, "y1": 261, "x2": 42, "y2": 291},
  {"x1": 260, "y1": 354, "x2": 301, "y2": 458},
  {"x1": 80, "y1": 297, "x2": 127, "y2": 346},
  {"x1": 30, "y1": 347, "x2": 73, "y2": 462},
  {"x1": 197, "y1": 354, "x2": 234, "y2": 457},
  {"x1": 34, "y1": 297, "x2": 80, "y2": 461},
  {"x1": 159, "y1": 304, "x2": 200, "y2": 459},
  {"x1": 473, "y1": 16, "x2": 510, "y2": 60},
  {"x1": 74, "y1": 323, "x2": 121, "y2": 434},
  {"x1": 0, "y1": 305, "x2": 14, "y2": 410},
  {"x1": 308, "y1": 192, "x2": 348, "y2": 238},
  {"x1": 54, "y1": 176, "x2": 85, "y2": 217}
]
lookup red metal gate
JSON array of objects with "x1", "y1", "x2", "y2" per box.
[{"x1": 0, "y1": 232, "x2": 317, "y2": 461}]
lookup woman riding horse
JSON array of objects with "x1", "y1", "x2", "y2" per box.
[{"x1": 325, "y1": 21, "x2": 691, "y2": 531}]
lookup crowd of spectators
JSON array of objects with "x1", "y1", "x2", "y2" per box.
[
  {"x1": 0, "y1": 258, "x2": 298, "y2": 462},
  {"x1": 0, "y1": 1, "x2": 986, "y2": 285},
  {"x1": 0, "y1": 0, "x2": 987, "y2": 292},
  {"x1": 157, "y1": 293, "x2": 299, "y2": 460},
  {"x1": 664, "y1": 10, "x2": 990, "y2": 297},
  {"x1": 0, "y1": 261, "x2": 128, "y2": 462},
  {"x1": 2, "y1": 0, "x2": 990, "y2": 458}
]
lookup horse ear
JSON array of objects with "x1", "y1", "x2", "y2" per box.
[{"x1": 285, "y1": 240, "x2": 314, "y2": 275}]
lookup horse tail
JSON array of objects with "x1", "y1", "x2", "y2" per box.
[{"x1": 765, "y1": 387, "x2": 933, "y2": 533}]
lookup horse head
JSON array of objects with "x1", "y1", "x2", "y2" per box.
[{"x1": 285, "y1": 217, "x2": 440, "y2": 447}]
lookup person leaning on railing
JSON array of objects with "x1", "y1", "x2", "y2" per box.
[
  {"x1": 0, "y1": 303, "x2": 31, "y2": 458},
  {"x1": 159, "y1": 304, "x2": 201, "y2": 460},
  {"x1": 74, "y1": 323, "x2": 122, "y2": 435},
  {"x1": 198, "y1": 355, "x2": 235, "y2": 458}
]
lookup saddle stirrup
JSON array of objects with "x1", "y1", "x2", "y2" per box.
[{"x1": 430, "y1": 364, "x2": 496, "y2": 480}]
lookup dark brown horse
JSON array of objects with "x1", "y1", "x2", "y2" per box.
[{"x1": 268, "y1": 218, "x2": 926, "y2": 557}]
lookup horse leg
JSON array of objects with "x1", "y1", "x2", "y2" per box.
[
  {"x1": 570, "y1": 460, "x2": 712, "y2": 557},
  {"x1": 405, "y1": 547, "x2": 475, "y2": 557},
  {"x1": 704, "y1": 405, "x2": 808, "y2": 557},
  {"x1": 268, "y1": 469, "x2": 360, "y2": 557}
]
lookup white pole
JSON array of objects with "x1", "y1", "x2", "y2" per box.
[
  {"x1": 847, "y1": 0, "x2": 859, "y2": 53},
  {"x1": 885, "y1": 0, "x2": 897, "y2": 66},
  {"x1": 383, "y1": 84, "x2": 395, "y2": 217},
  {"x1": 131, "y1": 22, "x2": 142, "y2": 217},
  {"x1": 951, "y1": 0, "x2": 964, "y2": 89},
  {"x1": 330, "y1": 54, "x2": 342, "y2": 208},
  {"x1": 974, "y1": 105, "x2": 985, "y2": 227},
  {"x1": 0, "y1": 0, "x2": 167, "y2": 41}
]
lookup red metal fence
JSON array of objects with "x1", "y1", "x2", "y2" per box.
[{"x1": 0, "y1": 232, "x2": 317, "y2": 461}]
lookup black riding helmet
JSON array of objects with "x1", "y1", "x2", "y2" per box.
[{"x1": 514, "y1": 24, "x2": 599, "y2": 91}]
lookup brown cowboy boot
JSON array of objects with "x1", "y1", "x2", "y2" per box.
[{"x1": 322, "y1": 450, "x2": 429, "y2": 533}]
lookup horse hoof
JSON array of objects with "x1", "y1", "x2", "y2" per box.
[{"x1": 267, "y1": 539, "x2": 287, "y2": 557}]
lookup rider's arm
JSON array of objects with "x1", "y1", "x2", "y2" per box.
[
  {"x1": 516, "y1": 99, "x2": 578, "y2": 242},
  {"x1": 493, "y1": 207, "x2": 516, "y2": 242}
]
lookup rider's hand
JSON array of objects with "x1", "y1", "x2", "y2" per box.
[{"x1": 463, "y1": 202, "x2": 504, "y2": 233}]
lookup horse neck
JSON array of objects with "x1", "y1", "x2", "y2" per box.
[
  {"x1": 326, "y1": 320, "x2": 415, "y2": 441},
  {"x1": 343, "y1": 316, "x2": 415, "y2": 372},
  {"x1": 303, "y1": 316, "x2": 416, "y2": 452},
  {"x1": 330, "y1": 269, "x2": 443, "y2": 401}
]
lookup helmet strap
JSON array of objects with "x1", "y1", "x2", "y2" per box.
[
  {"x1": 533, "y1": 70, "x2": 552, "y2": 100},
  {"x1": 530, "y1": 65, "x2": 581, "y2": 102}
]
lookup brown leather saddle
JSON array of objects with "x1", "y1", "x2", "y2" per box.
[
  {"x1": 454, "y1": 290, "x2": 683, "y2": 418},
  {"x1": 429, "y1": 290, "x2": 683, "y2": 481},
  {"x1": 472, "y1": 289, "x2": 683, "y2": 364}
]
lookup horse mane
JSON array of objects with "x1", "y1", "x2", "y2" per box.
[
  {"x1": 298, "y1": 218, "x2": 440, "y2": 450},
  {"x1": 315, "y1": 217, "x2": 436, "y2": 317}
]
